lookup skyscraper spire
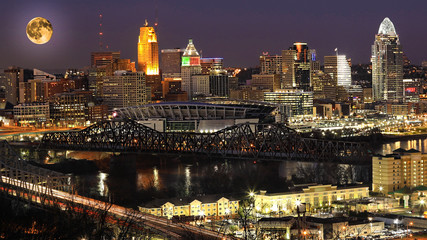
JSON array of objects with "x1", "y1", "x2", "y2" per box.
[
  {"x1": 378, "y1": 17, "x2": 397, "y2": 36},
  {"x1": 183, "y1": 39, "x2": 200, "y2": 57}
]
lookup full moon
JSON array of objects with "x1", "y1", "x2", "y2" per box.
[{"x1": 26, "y1": 17, "x2": 53, "y2": 44}]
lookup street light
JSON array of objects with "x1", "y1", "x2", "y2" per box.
[
  {"x1": 368, "y1": 217, "x2": 373, "y2": 233},
  {"x1": 249, "y1": 191, "x2": 255, "y2": 198},
  {"x1": 407, "y1": 221, "x2": 413, "y2": 233}
]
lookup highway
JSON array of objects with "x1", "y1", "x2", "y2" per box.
[{"x1": 1, "y1": 176, "x2": 231, "y2": 239}]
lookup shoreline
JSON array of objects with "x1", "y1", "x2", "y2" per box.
[{"x1": 381, "y1": 133, "x2": 427, "y2": 143}]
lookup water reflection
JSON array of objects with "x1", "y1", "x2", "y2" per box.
[
  {"x1": 153, "y1": 167, "x2": 159, "y2": 190},
  {"x1": 18, "y1": 138, "x2": 427, "y2": 206},
  {"x1": 378, "y1": 139, "x2": 427, "y2": 155},
  {"x1": 98, "y1": 172, "x2": 108, "y2": 197},
  {"x1": 185, "y1": 166, "x2": 191, "y2": 196}
]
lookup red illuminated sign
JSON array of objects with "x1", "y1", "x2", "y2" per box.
[{"x1": 406, "y1": 87, "x2": 416, "y2": 93}]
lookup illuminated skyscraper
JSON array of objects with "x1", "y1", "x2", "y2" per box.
[
  {"x1": 282, "y1": 43, "x2": 312, "y2": 91},
  {"x1": 138, "y1": 21, "x2": 161, "y2": 100},
  {"x1": 181, "y1": 39, "x2": 201, "y2": 100},
  {"x1": 324, "y1": 55, "x2": 351, "y2": 88},
  {"x1": 371, "y1": 17, "x2": 404, "y2": 101},
  {"x1": 137, "y1": 21, "x2": 159, "y2": 75}
]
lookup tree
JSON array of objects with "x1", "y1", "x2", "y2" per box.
[{"x1": 238, "y1": 196, "x2": 255, "y2": 240}]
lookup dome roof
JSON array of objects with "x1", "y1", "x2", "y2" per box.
[{"x1": 378, "y1": 17, "x2": 397, "y2": 36}]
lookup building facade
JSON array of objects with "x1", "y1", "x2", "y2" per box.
[
  {"x1": 200, "y1": 58, "x2": 223, "y2": 75},
  {"x1": 209, "y1": 71, "x2": 229, "y2": 97},
  {"x1": 254, "y1": 184, "x2": 369, "y2": 215},
  {"x1": 260, "y1": 54, "x2": 282, "y2": 74},
  {"x1": 49, "y1": 91, "x2": 94, "y2": 126},
  {"x1": 371, "y1": 17, "x2": 404, "y2": 102},
  {"x1": 4, "y1": 67, "x2": 33, "y2": 105},
  {"x1": 161, "y1": 48, "x2": 184, "y2": 79},
  {"x1": 373, "y1": 149, "x2": 427, "y2": 194},
  {"x1": 251, "y1": 74, "x2": 281, "y2": 91},
  {"x1": 137, "y1": 21, "x2": 159, "y2": 75},
  {"x1": 264, "y1": 90, "x2": 313, "y2": 117},
  {"x1": 102, "y1": 71, "x2": 148, "y2": 109},
  {"x1": 91, "y1": 51, "x2": 120, "y2": 68},
  {"x1": 324, "y1": 55, "x2": 352, "y2": 88},
  {"x1": 138, "y1": 196, "x2": 239, "y2": 219},
  {"x1": 282, "y1": 43, "x2": 312, "y2": 91},
  {"x1": 13, "y1": 103, "x2": 50, "y2": 126}
]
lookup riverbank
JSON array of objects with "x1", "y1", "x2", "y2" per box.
[{"x1": 381, "y1": 133, "x2": 427, "y2": 143}]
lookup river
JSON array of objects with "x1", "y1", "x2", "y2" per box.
[{"x1": 14, "y1": 138, "x2": 427, "y2": 207}]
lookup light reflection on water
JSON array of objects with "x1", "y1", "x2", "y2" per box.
[
  {"x1": 32, "y1": 138, "x2": 427, "y2": 205},
  {"x1": 379, "y1": 139, "x2": 427, "y2": 155},
  {"x1": 185, "y1": 166, "x2": 191, "y2": 196},
  {"x1": 98, "y1": 172, "x2": 108, "y2": 197}
]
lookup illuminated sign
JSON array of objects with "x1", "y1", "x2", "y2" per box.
[
  {"x1": 190, "y1": 57, "x2": 200, "y2": 66},
  {"x1": 182, "y1": 57, "x2": 190, "y2": 66},
  {"x1": 406, "y1": 87, "x2": 416, "y2": 93}
]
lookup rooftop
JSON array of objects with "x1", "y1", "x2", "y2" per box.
[{"x1": 378, "y1": 17, "x2": 397, "y2": 36}]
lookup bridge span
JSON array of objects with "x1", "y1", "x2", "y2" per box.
[{"x1": 41, "y1": 120, "x2": 371, "y2": 164}]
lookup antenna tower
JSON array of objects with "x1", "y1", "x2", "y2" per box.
[
  {"x1": 99, "y1": 13, "x2": 104, "y2": 50},
  {"x1": 154, "y1": 0, "x2": 159, "y2": 30}
]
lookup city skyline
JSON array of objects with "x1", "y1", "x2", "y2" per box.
[{"x1": 1, "y1": 0, "x2": 426, "y2": 71}]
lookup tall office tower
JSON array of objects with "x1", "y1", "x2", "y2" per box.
[
  {"x1": 161, "y1": 49, "x2": 184, "y2": 79},
  {"x1": 4, "y1": 67, "x2": 33, "y2": 105},
  {"x1": 137, "y1": 21, "x2": 159, "y2": 75},
  {"x1": 102, "y1": 71, "x2": 148, "y2": 109},
  {"x1": 281, "y1": 42, "x2": 312, "y2": 91},
  {"x1": 181, "y1": 39, "x2": 201, "y2": 100},
  {"x1": 259, "y1": 54, "x2": 282, "y2": 74},
  {"x1": 371, "y1": 17, "x2": 404, "y2": 101},
  {"x1": 91, "y1": 52, "x2": 120, "y2": 68},
  {"x1": 138, "y1": 21, "x2": 161, "y2": 100},
  {"x1": 200, "y1": 58, "x2": 223, "y2": 75},
  {"x1": 324, "y1": 55, "x2": 352, "y2": 88}
]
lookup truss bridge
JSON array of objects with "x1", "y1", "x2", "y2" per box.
[{"x1": 41, "y1": 120, "x2": 371, "y2": 164}]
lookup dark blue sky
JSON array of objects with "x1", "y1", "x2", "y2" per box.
[{"x1": 2, "y1": 0, "x2": 426, "y2": 72}]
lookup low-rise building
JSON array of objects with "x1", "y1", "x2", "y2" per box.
[
  {"x1": 13, "y1": 103, "x2": 50, "y2": 126},
  {"x1": 138, "y1": 195, "x2": 239, "y2": 220},
  {"x1": 254, "y1": 184, "x2": 369, "y2": 215}
]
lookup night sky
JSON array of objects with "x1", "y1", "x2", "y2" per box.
[{"x1": 2, "y1": 0, "x2": 426, "y2": 72}]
